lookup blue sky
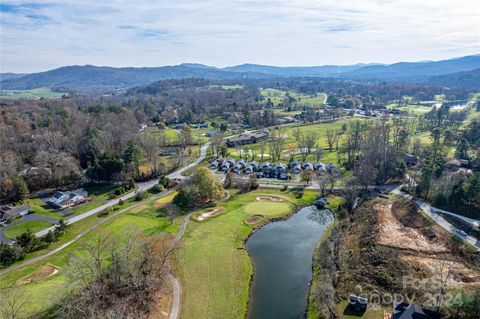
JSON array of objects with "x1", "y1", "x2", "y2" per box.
[{"x1": 1, "y1": 0, "x2": 479, "y2": 72}]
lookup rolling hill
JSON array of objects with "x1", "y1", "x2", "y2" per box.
[{"x1": 1, "y1": 54, "x2": 479, "y2": 91}]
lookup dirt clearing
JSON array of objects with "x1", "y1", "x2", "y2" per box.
[
  {"x1": 18, "y1": 264, "x2": 60, "y2": 285},
  {"x1": 375, "y1": 202, "x2": 447, "y2": 253}
]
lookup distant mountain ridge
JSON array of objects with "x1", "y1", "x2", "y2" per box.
[{"x1": 1, "y1": 54, "x2": 479, "y2": 91}]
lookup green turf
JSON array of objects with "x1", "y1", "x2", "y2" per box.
[
  {"x1": 0, "y1": 87, "x2": 65, "y2": 100},
  {"x1": 24, "y1": 198, "x2": 64, "y2": 220},
  {"x1": 0, "y1": 193, "x2": 181, "y2": 317},
  {"x1": 5, "y1": 221, "x2": 54, "y2": 239},
  {"x1": 177, "y1": 189, "x2": 317, "y2": 319}
]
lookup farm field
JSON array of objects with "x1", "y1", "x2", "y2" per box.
[
  {"x1": 260, "y1": 88, "x2": 326, "y2": 107},
  {"x1": 0, "y1": 87, "x2": 65, "y2": 100},
  {"x1": 387, "y1": 103, "x2": 433, "y2": 114},
  {"x1": 177, "y1": 189, "x2": 321, "y2": 319},
  {"x1": 0, "y1": 192, "x2": 181, "y2": 317}
]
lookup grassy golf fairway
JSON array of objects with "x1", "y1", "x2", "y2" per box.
[{"x1": 177, "y1": 189, "x2": 317, "y2": 319}]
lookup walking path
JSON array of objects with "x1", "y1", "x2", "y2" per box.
[{"x1": 0, "y1": 142, "x2": 209, "y2": 275}]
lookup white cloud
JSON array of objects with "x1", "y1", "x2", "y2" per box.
[{"x1": 1, "y1": 0, "x2": 479, "y2": 72}]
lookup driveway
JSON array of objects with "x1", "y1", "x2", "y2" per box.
[{"x1": 0, "y1": 214, "x2": 59, "y2": 244}]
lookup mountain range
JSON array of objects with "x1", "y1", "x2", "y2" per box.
[{"x1": 1, "y1": 55, "x2": 479, "y2": 91}]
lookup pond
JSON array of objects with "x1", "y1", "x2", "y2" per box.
[{"x1": 246, "y1": 205, "x2": 334, "y2": 319}]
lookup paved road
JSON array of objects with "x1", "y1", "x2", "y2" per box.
[
  {"x1": 32, "y1": 143, "x2": 209, "y2": 239},
  {"x1": 392, "y1": 188, "x2": 480, "y2": 251},
  {"x1": 0, "y1": 142, "x2": 209, "y2": 276},
  {"x1": 0, "y1": 187, "x2": 180, "y2": 276}
]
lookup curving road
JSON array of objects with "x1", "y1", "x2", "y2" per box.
[
  {"x1": 392, "y1": 188, "x2": 480, "y2": 251},
  {"x1": 0, "y1": 142, "x2": 209, "y2": 275}
]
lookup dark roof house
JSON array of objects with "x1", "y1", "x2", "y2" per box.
[
  {"x1": 0, "y1": 204, "x2": 30, "y2": 222},
  {"x1": 392, "y1": 302, "x2": 441, "y2": 319}
]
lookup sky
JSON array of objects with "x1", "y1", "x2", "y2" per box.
[{"x1": 1, "y1": 0, "x2": 479, "y2": 73}]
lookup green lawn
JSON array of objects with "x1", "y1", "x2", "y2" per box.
[
  {"x1": 24, "y1": 198, "x2": 64, "y2": 219},
  {"x1": 5, "y1": 221, "x2": 54, "y2": 239},
  {"x1": 387, "y1": 103, "x2": 433, "y2": 115},
  {"x1": 0, "y1": 192, "x2": 181, "y2": 317},
  {"x1": 177, "y1": 189, "x2": 318, "y2": 319},
  {"x1": 0, "y1": 87, "x2": 65, "y2": 100}
]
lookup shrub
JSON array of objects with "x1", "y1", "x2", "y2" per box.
[
  {"x1": 98, "y1": 206, "x2": 113, "y2": 217},
  {"x1": 433, "y1": 192, "x2": 447, "y2": 207},
  {"x1": 44, "y1": 230, "x2": 56, "y2": 243},
  {"x1": 114, "y1": 188, "x2": 123, "y2": 196},
  {"x1": 151, "y1": 184, "x2": 164, "y2": 193},
  {"x1": 135, "y1": 191, "x2": 145, "y2": 201},
  {"x1": 173, "y1": 188, "x2": 193, "y2": 208},
  {"x1": 118, "y1": 199, "x2": 124, "y2": 205},
  {"x1": 281, "y1": 185, "x2": 288, "y2": 191},
  {"x1": 296, "y1": 191, "x2": 304, "y2": 198}
]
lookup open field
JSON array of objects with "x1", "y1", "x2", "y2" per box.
[
  {"x1": 177, "y1": 189, "x2": 320, "y2": 319},
  {"x1": 0, "y1": 192, "x2": 181, "y2": 317},
  {"x1": 387, "y1": 103, "x2": 433, "y2": 114},
  {"x1": 0, "y1": 87, "x2": 65, "y2": 100},
  {"x1": 260, "y1": 88, "x2": 326, "y2": 107}
]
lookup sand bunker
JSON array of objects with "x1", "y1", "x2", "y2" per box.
[
  {"x1": 256, "y1": 195, "x2": 284, "y2": 202},
  {"x1": 194, "y1": 208, "x2": 224, "y2": 221},
  {"x1": 18, "y1": 264, "x2": 59, "y2": 285},
  {"x1": 246, "y1": 215, "x2": 264, "y2": 225},
  {"x1": 376, "y1": 202, "x2": 447, "y2": 253}
]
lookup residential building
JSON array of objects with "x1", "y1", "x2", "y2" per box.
[
  {"x1": 0, "y1": 204, "x2": 30, "y2": 222},
  {"x1": 48, "y1": 189, "x2": 88, "y2": 209}
]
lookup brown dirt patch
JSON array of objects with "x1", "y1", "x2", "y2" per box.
[
  {"x1": 256, "y1": 195, "x2": 284, "y2": 202},
  {"x1": 400, "y1": 255, "x2": 480, "y2": 288},
  {"x1": 375, "y1": 202, "x2": 448, "y2": 253},
  {"x1": 17, "y1": 264, "x2": 60, "y2": 285},
  {"x1": 148, "y1": 280, "x2": 173, "y2": 319},
  {"x1": 194, "y1": 208, "x2": 224, "y2": 221},
  {"x1": 245, "y1": 215, "x2": 264, "y2": 225}
]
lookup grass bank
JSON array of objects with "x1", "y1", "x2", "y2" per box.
[
  {"x1": 0, "y1": 192, "x2": 182, "y2": 317},
  {"x1": 177, "y1": 188, "x2": 317, "y2": 319}
]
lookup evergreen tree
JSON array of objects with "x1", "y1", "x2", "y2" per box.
[{"x1": 455, "y1": 138, "x2": 470, "y2": 160}]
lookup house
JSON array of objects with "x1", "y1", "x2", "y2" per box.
[
  {"x1": 260, "y1": 162, "x2": 272, "y2": 174},
  {"x1": 314, "y1": 162, "x2": 327, "y2": 174},
  {"x1": 225, "y1": 131, "x2": 268, "y2": 147},
  {"x1": 348, "y1": 294, "x2": 368, "y2": 312},
  {"x1": 48, "y1": 189, "x2": 88, "y2": 209},
  {"x1": 0, "y1": 204, "x2": 30, "y2": 222},
  {"x1": 302, "y1": 162, "x2": 314, "y2": 171},
  {"x1": 204, "y1": 130, "x2": 221, "y2": 137},
  {"x1": 274, "y1": 163, "x2": 288, "y2": 175},
  {"x1": 392, "y1": 302, "x2": 440, "y2": 319},
  {"x1": 232, "y1": 162, "x2": 243, "y2": 174},
  {"x1": 327, "y1": 163, "x2": 341, "y2": 176},
  {"x1": 289, "y1": 160, "x2": 299, "y2": 169},
  {"x1": 221, "y1": 161, "x2": 232, "y2": 172},
  {"x1": 314, "y1": 198, "x2": 329, "y2": 208},
  {"x1": 160, "y1": 149, "x2": 174, "y2": 156},
  {"x1": 245, "y1": 161, "x2": 259, "y2": 174},
  {"x1": 403, "y1": 153, "x2": 417, "y2": 166},
  {"x1": 210, "y1": 159, "x2": 221, "y2": 170},
  {"x1": 189, "y1": 123, "x2": 208, "y2": 129}
]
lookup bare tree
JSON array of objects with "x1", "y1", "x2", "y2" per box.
[
  {"x1": 317, "y1": 174, "x2": 330, "y2": 196},
  {"x1": 0, "y1": 289, "x2": 27, "y2": 319},
  {"x1": 326, "y1": 129, "x2": 337, "y2": 151},
  {"x1": 210, "y1": 133, "x2": 224, "y2": 157}
]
